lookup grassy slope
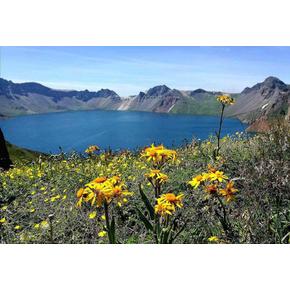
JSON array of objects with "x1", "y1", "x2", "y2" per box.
[
  {"x1": 6, "y1": 141, "x2": 44, "y2": 163},
  {"x1": 171, "y1": 96, "x2": 220, "y2": 115},
  {"x1": 171, "y1": 94, "x2": 240, "y2": 116}
]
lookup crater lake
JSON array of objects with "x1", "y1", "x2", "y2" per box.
[{"x1": 0, "y1": 110, "x2": 247, "y2": 154}]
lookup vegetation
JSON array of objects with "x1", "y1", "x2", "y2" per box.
[
  {"x1": 6, "y1": 141, "x2": 44, "y2": 163},
  {"x1": 0, "y1": 95, "x2": 289, "y2": 244}
]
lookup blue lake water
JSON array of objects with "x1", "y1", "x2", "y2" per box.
[{"x1": 0, "y1": 110, "x2": 247, "y2": 154}]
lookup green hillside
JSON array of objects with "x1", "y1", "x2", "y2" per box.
[
  {"x1": 171, "y1": 94, "x2": 240, "y2": 115},
  {"x1": 6, "y1": 141, "x2": 45, "y2": 163}
]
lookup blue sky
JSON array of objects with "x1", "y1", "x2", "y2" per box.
[{"x1": 1, "y1": 46, "x2": 290, "y2": 96}]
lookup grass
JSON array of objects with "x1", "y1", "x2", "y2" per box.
[
  {"x1": 6, "y1": 141, "x2": 45, "y2": 163},
  {"x1": 0, "y1": 121, "x2": 289, "y2": 244}
]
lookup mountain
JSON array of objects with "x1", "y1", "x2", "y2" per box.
[
  {"x1": 118, "y1": 85, "x2": 183, "y2": 112},
  {"x1": 118, "y1": 85, "x2": 223, "y2": 114},
  {"x1": 0, "y1": 78, "x2": 122, "y2": 116},
  {"x1": 225, "y1": 76, "x2": 290, "y2": 131},
  {"x1": 1, "y1": 77, "x2": 289, "y2": 132}
]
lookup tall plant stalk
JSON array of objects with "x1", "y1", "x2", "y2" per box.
[
  {"x1": 215, "y1": 103, "x2": 225, "y2": 159},
  {"x1": 104, "y1": 202, "x2": 116, "y2": 244}
]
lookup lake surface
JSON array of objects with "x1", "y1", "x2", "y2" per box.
[{"x1": 0, "y1": 110, "x2": 246, "y2": 154}]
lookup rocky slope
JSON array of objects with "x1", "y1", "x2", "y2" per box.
[
  {"x1": 0, "y1": 78, "x2": 122, "y2": 116},
  {"x1": 118, "y1": 85, "x2": 223, "y2": 114},
  {"x1": 225, "y1": 76, "x2": 290, "y2": 131}
]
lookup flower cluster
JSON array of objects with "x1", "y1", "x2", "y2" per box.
[
  {"x1": 85, "y1": 145, "x2": 100, "y2": 154},
  {"x1": 141, "y1": 144, "x2": 177, "y2": 167},
  {"x1": 145, "y1": 169, "x2": 168, "y2": 186},
  {"x1": 188, "y1": 165, "x2": 238, "y2": 202},
  {"x1": 216, "y1": 94, "x2": 235, "y2": 106},
  {"x1": 76, "y1": 175, "x2": 133, "y2": 208},
  {"x1": 154, "y1": 193, "x2": 184, "y2": 216}
]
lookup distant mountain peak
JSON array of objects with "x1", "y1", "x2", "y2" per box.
[
  {"x1": 263, "y1": 76, "x2": 287, "y2": 88},
  {"x1": 146, "y1": 85, "x2": 171, "y2": 97},
  {"x1": 264, "y1": 76, "x2": 283, "y2": 83},
  {"x1": 241, "y1": 76, "x2": 288, "y2": 94},
  {"x1": 192, "y1": 88, "x2": 207, "y2": 94}
]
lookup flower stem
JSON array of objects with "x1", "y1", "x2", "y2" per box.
[
  {"x1": 104, "y1": 202, "x2": 115, "y2": 244},
  {"x1": 215, "y1": 104, "x2": 225, "y2": 159}
]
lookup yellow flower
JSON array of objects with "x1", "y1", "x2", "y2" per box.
[
  {"x1": 29, "y1": 208, "x2": 36, "y2": 213},
  {"x1": 76, "y1": 176, "x2": 133, "y2": 208},
  {"x1": 14, "y1": 225, "x2": 21, "y2": 230},
  {"x1": 209, "y1": 171, "x2": 228, "y2": 182},
  {"x1": 89, "y1": 211, "x2": 97, "y2": 219},
  {"x1": 85, "y1": 145, "x2": 100, "y2": 154},
  {"x1": 34, "y1": 223, "x2": 40, "y2": 229},
  {"x1": 0, "y1": 217, "x2": 6, "y2": 223},
  {"x1": 101, "y1": 215, "x2": 106, "y2": 220},
  {"x1": 141, "y1": 144, "x2": 177, "y2": 166},
  {"x1": 145, "y1": 169, "x2": 168, "y2": 184},
  {"x1": 1, "y1": 205, "x2": 8, "y2": 211},
  {"x1": 217, "y1": 94, "x2": 235, "y2": 105},
  {"x1": 92, "y1": 177, "x2": 107, "y2": 184},
  {"x1": 154, "y1": 193, "x2": 184, "y2": 216},
  {"x1": 208, "y1": 236, "x2": 219, "y2": 242},
  {"x1": 219, "y1": 181, "x2": 238, "y2": 202},
  {"x1": 50, "y1": 195, "x2": 61, "y2": 202},
  {"x1": 188, "y1": 173, "x2": 208, "y2": 189},
  {"x1": 40, "y1": 220, "x2": 49, "y2": 229},
  {"x1": 154, "y1": 201, "x2": 175, "y2": 216},
  {"x1": 98, "y1": 231, "x2": 107, "y2": 237},
  {"x1": 157, "y1": 193, "x2": 184, "y2": 209}
]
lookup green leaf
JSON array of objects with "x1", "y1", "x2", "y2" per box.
[
  {"x1": 135, "y1": 207, "x2": 154, "y2": 232},
  {"x1": 139, "y1": 184, "x2": 155, "y2": 220}
]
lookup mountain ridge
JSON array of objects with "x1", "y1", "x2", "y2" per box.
[{"x1": 1, "y1": 76, "x2": 289, "y2": 131}]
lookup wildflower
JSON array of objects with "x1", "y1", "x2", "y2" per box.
[
  {"x1": 207, "y1": 164, "x2": 217, "y2": 173},
  {"x1": 14, "y1": 225, "x2": 21, "y2": 230},
  {"x1": 92, "y1": 177, "x2": 107, "y2": 184},
  {"x1": 141, "y1": 144, "x2": 177, "y2": 166},
  {"x1": 51, "y1": 195, "x2": 61, "y2": 202},
  {"x1": 85, "y1": 145, "x2": 100, "y2": 154},
  {"x1": 219, "y1": 181, "x2": 238, "y2": 202},
  {"x1": 29, "y1": 208, "x2": 36, "y2": 213},
  {"x1": 34, "y1": 223, "x2": 40, "y2": 229},
  {"x1": 216, "y1": 95, "x2": 235, "y2": 105},
  {"x1": 101, "y1": 215, "x2": 106, "y2": 220},
  {"x1": 40, "y1": 220, "x2": 49, "y2": 229},
  {"x1": 1, "y1": 205, "x2": 8, "y2": 211},
  {"x1": 76, "y1": 176, "x2": 133, "y2": 208},
  {"x1": 188, "y1": 173, "x2": 208, "y2": 189},
  {"x1": 0, "y1": 217, "x2": 6, "y2": 223},
  {"x1": 89, "y1": 211, "x2": 97, "y2": 219},
  {"x1": 209, "y1": 171, "x2": 228, "y2": 182},
  {"x1": 145, "y1": 169, "x2": 168, "y2": 184},
  {"x1": 205, "y1": 184, "x2": 218, "y2": 195},
  {"x1": 98, "y1": 231, "x2": 107, "y2": 237},
  {"x1": 154, "y1": 201, "x2": 175, "y2": 216},
  {"x1": 157, "y1": 193, "x2": 184, "y2": 209},
  {"x1": 208, "y1": 236, "x2": 219, "y2": 242}
]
